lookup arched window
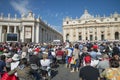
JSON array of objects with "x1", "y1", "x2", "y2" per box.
[
  {"x1": 115, "y1": 32, "x2": 119, "y2": 40},
  {"x1": 90, "y1": 35, "x2": 93, "y2": 41},
  {"x1": 79, "y1": 35, "x2": 82, "y2": 40},
  {"x1": 66, "y1": 34, "x2": 69, "y2": 41},
  {"x1": 95, "y1": 36, "x2": 97, "y2": 40},
  {"x1": 101, "y1": 34, "x2": 104, "y2": 40}
]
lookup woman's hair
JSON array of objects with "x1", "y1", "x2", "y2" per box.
[
  {"x1": 109, "y1": 58, "x2": 119, "y2": 68},
  {"x1": 42, "y1": 54, "x2": 48, "y2": 59},
  {"x1": 0, "y1": 55, "x2": 6, "y2": 61},
  {"x1": 74, "y1": 44, "x2": 79, "y2": 49}
]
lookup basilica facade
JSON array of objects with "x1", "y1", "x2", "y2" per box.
[
  {"x1": 0, "y1": 12, "x2": 63, "y2": 43},
  {"x1": 63, "y1": 10, "x2": 120, "y2": 42}
]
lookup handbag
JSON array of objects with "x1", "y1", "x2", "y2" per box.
[
  {"x1": 70, "y1": 57, "x2": 76, "y2": 64},
  {"x1": 68, "y1": 57, "x2": 72, "y2": 63}
]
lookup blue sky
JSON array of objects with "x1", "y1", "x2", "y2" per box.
[{"x1": 0, "y1": 0, "x2": 120, "y2": 33}]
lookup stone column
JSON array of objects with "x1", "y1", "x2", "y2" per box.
[
  {"x1": 45, "y1": 30, "x2": 47, "y2": 43},
  {"x1": 119, "y1": 32, "x2": 120, "y2": 40},
  {"x1": 50, "y1": 32, "x2": 52, "y2": 42},
  {"x1": 63, "y1": 29, "x2": 66, "y2": 42},
  {"x1": 93, "y1": 28, "x2": 95, "y2": 41},
  {"x1": 39, "y1": 27, "x2": 42, "y2": 43},
  {"x1": 97, "y1": 27, "x2": 100, "y2": 40},
  {"x1": 21, "y1": 25, "x2": 25, "y2": 42},
  {"x1": 83, "y1": 28, "x2": 87, "y2": 40},
  {"x1": 36, "y1": 24, "x2": 39, "y2": 43},
  {"x1": 41, "y1": 28, "x2": 44, "y2": 44},
  {"x1": 42, "y1": 29, "x2": 44, "y2": 43},
  {"x1": 70, "y1": 29, "x2": 73, "y2": 42},
  {"x1": 111, "y1": 26, "x2": 114, "y2": 40},
  {"x1": 0, "y1": 25, "x2": 2, "y2": 42},
  {"x1": 14, "y1": 26, "x2": 17, "y2": 33},
  {"x1": 76, "y1": 28, "x2": 79, "y2": 41},
  {"x1": 32, "y1": 25, "x2": 35, "y2": 42},
  {"x1": 104, "y1": 27, "x2": 107, "y2": 40},
  {"x1": 7, "y1": 25, "x2": 10, "y2": 33},
  {"x1": 87, "y1": 28, "x2": 89, "y2": 41},
  {"x1": 81, "y1": 28, "x2": 85, "y2": 40}
]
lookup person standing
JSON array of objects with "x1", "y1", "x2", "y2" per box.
[
  {"x1": 0, "y1": 55, "x2": 7, "y2": 78},
  {"x1": 101, "y1": 58, "x2": 120, "y2": 80},
  {"x1": 71, "y1": 44, "x2": 80, "y2": 72},
  {"x1": 21, "y1": 43, "x2": 28, "y2": 59},
  {"x1": 79, "y1": 55, "x2": 100, "y2": 80},
  {"x1": 96, "y1": 54, "x2": 110, "y2": 73}
]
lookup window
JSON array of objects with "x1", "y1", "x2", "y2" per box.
[
  {"x1": 115, "y1": 32, "x2": 119, "y2": 40},
  {"x1": 66, "y1": 21, "x2": 69, "y2": 24},
  {"x1": 66, "y1": 34, "x2": 69, "y2": 41},
  {"x1": 90, "y1": 35, "x2": 93, "y2": 41},
  {"x1": 95, "y1": 36, "x2": 97, "y2": 40},
  {"x1": 95, "y1": 32, "x2": 97, "y2": 34},
  {"x1": 79, "y1": 35, "x2": 82, "y2": 40},
  {"x1": 115, "y1": 18, "x2": 118, "y2": 21},
  {"x1": 78, "y1": 20, "x2": 81, "y2": 23},
  {"x1": 101, "y1": 34, "x2": 104, "y2": 40},
  {"x1": 86, "y1": 37, "x2": 88, "y2": 40}
]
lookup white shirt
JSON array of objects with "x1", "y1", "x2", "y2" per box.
[
  {"x1": 11, "y1": 61, "x2": 20, "y2": 76},
  {"x1": 40, "y1": 59, "x2": 51, "y2": 67},
  {"x1": 67, "y1": 48, "x2": 72, "y2": 56}
]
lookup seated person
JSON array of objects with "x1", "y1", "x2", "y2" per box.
[{"x1": 40, "y1": 54, "x2": 51, "y2": 77}]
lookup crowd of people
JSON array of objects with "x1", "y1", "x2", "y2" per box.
[{"x1": 0, "y1": 41, "x2": 120, "y2": 80}]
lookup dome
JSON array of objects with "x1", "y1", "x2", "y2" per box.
[{"x1": 80, "y1": 9, "x2": 94, "y2": 19}]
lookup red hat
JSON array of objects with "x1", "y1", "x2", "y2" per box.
[{"x1": 84, "y1": 55, "x2": 91, "y2": 63}]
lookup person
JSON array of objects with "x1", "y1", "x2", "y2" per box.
[
  {"x1": 112, "y1": 44, "x2": 120, "y2": 57},
  {"x1": 40, "y1": 54, "x2": 51, "y2": 79},
  {"x1": 65, "y1": 44, "x2": 73, "y2": 68},
  {"x1": 5, "y1": 53, "x2": 12, "y2": 72},
  {"x1": 79, "y1": 47, "x2": 88, "y2": 67},
  {"x1": 89, "y1": 48, "x2": 98, "y2": 60},
  {"x1": 96, "y1": 54, "x2": 110, "y2": 73},
  {"x1": 11, "y1": 54, "x2": 20, "y2": 77},
  {"x1": 29, "y1": 51, "x2": 40, "y2": 80},
  {"x1": 79, "y1": 55, "x2": 100, "y2": 80},
  {"x1": 113, "y1": 54, "x2": 120, "y2": 66},
  {"x1": 101, "y1": 58, "x2": 120, "y2": 80},
  {"x1": 0, "y1": 55, "x2": 7, "y2": 77},
  {"x1": 71, "y1": 44, "x2": 80, "y2": 72},
  {"x1": 56, "y1": 48, "x2": 64, "y2": 64},
  {"x1": 21, "y1": 43, "x2": 28, "y2": 59},
  {"x1": 29, "y1": 51, "x2": 40, "y2": 67},
  {"x1": 8, "y1": 58, "x2": 35, "y2": 80}
]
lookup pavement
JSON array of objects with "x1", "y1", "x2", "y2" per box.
[{"x1": 51, "y1": 64, "x2": 79, "y2": 80}]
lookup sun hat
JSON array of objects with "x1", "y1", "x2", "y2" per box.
[{"x1": 12, "y1": 54, "x2": 20, "y2": 61}]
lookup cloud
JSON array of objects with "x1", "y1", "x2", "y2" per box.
[{"x1": 10, "y1": 0, "x2": 29, "y2": 14}]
